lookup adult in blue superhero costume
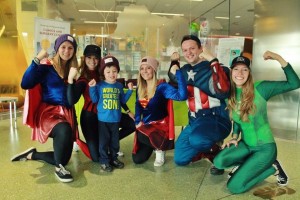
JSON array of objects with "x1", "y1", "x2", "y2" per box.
[
  {"x1": 11, "y1": 34, "x2": 78, "y2": 183},
  {"x1": 168, "y1": 35, "x2": 231, "y2": 175}
]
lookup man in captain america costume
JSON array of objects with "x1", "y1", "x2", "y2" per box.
[{"x1": 168, "y1": 35, "x2": 231, "y2": 175}]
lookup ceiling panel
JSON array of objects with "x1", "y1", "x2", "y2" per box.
[
  {"x1": 0, "y1": 0, "x2": 254, "y2": 37},
  {"x1": 55, "y1": 0, "x2": 254, "y2": 37}
]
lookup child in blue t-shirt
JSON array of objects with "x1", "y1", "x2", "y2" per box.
[{"x1": 89, "y1": 55, "x2": 133, "y2": 172}]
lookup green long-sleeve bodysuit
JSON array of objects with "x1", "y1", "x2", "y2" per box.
[{"x1": 214, "y1": 64, "x2": 300, "y2": 194}]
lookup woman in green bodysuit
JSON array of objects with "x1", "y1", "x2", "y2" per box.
[{"x1": 213, "y1": 51, "x2": 300, "y2": 194}]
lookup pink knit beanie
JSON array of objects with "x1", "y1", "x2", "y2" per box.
[{"x1": 140, "y1": 56, "x2": 159, "y2": 72}]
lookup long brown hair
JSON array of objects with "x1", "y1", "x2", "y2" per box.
[
  {"x1": 227, "y1": 69, "x2": 255, "y2": 122},
  {"x1": 79, "y1": 56, "x2": 100, "y2": 81}
]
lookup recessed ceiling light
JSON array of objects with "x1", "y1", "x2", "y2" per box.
[
  {"x1": 215, "y1": 16, "x2": 229, "y2": 19},
  {"x1": 151, "y1": 13, "x2": 184, "y2": 17},
  {"x1": 235, "y1": 16, "x2": 241, "y2": 18},
  {"x1": 79, "y1": 10, "x2": 121, "y2": 13},
  {"x1": 84, "y1": 21, "x2": 117, "y2": 24}
]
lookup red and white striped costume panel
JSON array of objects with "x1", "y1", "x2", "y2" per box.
[{"x1": 186, "y1": 85, "x2": 220, "y2": 116}]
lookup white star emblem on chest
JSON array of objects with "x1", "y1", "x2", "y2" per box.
[
  {"x1": 187, "y1": 70, "x2": 197, "y2": 81},
  {"x1": 190, "y1": 112, "x2": 196, "y2": 118}
]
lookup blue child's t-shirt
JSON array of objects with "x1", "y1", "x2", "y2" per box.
[{"x1": 89, "y1": 81, "x2": 132, "y2": 123}]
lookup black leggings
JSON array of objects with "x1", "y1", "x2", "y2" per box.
[
  {"x1": 80, "y1": 110, "x2": 99, "y2": 162},
  {"x1": 119, "y1": 113, "x2": 136, "y2": 140},
  {"x1": 132, "y1": 131, "x2": 154, "y2": 164},
  {"x1": 80, "y1": 110, "x2": 136, "y2": 162},
  {"x1": 31, "y1": 122, "x2": 73, "y2": 168}
]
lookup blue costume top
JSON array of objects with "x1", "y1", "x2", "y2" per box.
[
  {"x1": 21, "y1": 61, "x2": 70, "y2": 108},
  {"x1": 21, "y1": 60, "x2": 77, "y2": 144},
  {"x1": 168, "y1": 59, "x2": 231, "y2": 165},
  {"x1": 177, "y1": 60, "x2": 230, "y2": 121},
  {"x1": 135, "y1": 70, "x2": 187, "y2": 125},
  {"x1": 181, "y1": 61, "x2": 229, "y2": 98},
  {"x1": 89, "y1": 81, "x2": 133, "y2": 123}
]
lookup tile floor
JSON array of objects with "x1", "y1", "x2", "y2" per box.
[{"x1": 1, "y1": 114, "x2": 299, "y2": 200}]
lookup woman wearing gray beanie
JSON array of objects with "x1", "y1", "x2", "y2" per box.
[{"x1": 11, "y1": 34, "x2": 78, "y2": 183}]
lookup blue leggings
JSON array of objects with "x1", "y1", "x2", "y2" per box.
[
  {"x1": 174, "y1": 113, "x2": 231, "y2": 165},
  {"x1": 214, "y1": 141, "x2": 277, "y2": 194}
]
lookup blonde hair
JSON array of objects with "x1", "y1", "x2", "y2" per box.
[
  {"x1": 137, "y1": 70, "x2": 158, "y2": 100},
  {"x1": 227, "y1": 70, "x2": 255, "y2": 122}
]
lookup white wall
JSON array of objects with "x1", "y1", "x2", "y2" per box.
[{"x1": 252, "y1": 0, "x2": 300, "y2": 141}]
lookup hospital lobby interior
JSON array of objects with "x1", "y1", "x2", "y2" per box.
[{"x1": 1, "y1": 0, "x2": 300, "y2": 199}]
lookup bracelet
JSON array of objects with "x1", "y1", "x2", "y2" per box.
[
  {"x1": 33, "y1": 57, "x2": 40, "y2": 65},
  {"x1": 126, "y1": 110, "x2": 130, "y2": 113}
]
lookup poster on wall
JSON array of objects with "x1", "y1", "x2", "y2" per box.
[
  {"x1": 34, "y1": 17, "x2": 70, "y2": 57},
  {"x1": 217, "y1": 37, "x2": 245, "y2": 67}
]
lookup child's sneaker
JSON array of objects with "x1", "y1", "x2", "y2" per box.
[
  {"x1": 117, "y1": 151, "x2": 124, "y2": 157},
  {"x1": 55, "y1": 164, "x2": 73, "y2": 183},
  {"x1": 111, "y1": 159, "x2": 124, "y2": 169},
  {"x1": 100, "y1": 163, "x2": 113, "y2": 172},
  {"x1": 273, "y1": 160, "x2": 288, "y2": 186}
]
